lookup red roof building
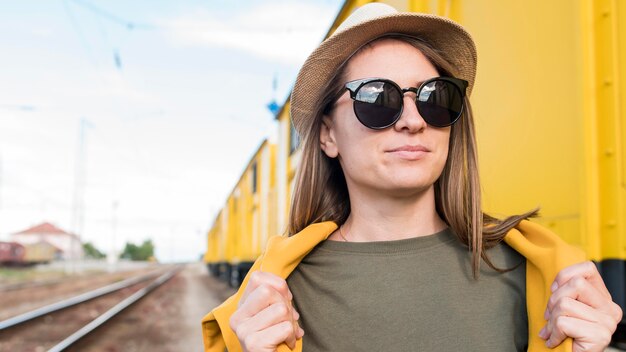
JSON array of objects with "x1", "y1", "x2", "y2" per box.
[{"x1": 12, "y1": 222, "x2": 83, "y2": 260}]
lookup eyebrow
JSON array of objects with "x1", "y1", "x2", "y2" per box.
[{"x1": 347, "y1": 77, "x2": 432, "y2": 89}]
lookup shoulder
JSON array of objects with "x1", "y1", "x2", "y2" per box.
[
  {"x1": 485, "y1": 240, "x2": 526, "y2": 270},
  {"x1": 503, "y1": 220, "x2": 586, "y2": 272},
  {"x1": 504, "y1": 220, "x2": 585, "y2": 260}
]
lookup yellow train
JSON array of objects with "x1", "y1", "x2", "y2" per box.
[
  {"x1": 205, "y1": 139, "x2": 278, "y2": 286},
  {"x1": 204, "y1": 0, "x2": 625, "y2": 328}
]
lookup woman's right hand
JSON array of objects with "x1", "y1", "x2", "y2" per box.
[{"x1": 229, "y1": 271, "x2": 304, "y2": 352}]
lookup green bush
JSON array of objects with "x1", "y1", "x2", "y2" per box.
[{"x1": 120, "y1": 239, "x2": 155, "y2": 261}]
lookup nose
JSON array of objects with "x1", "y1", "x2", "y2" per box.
[{"x1": 393, "y1": 93, "x2": 427, "y2": 133}]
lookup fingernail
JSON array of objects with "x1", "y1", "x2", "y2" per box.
[
  {"x1": 298, "y1": 327, "x2": 305, "y2": 337},
  {"x1": 550, "y1": 282, "x2": 558, "y2": 292},
  {"x1": 545, "y1": 340, "x2": 553, "y2": 348},
  {"x1": 538, "y1": 327, "x2": 547, "y2": 339},
  {"x1": 294, "y1": 310, "x2": 300, "y2": 320},
  {"x1": 288, "y1": 290, "x2": 293, "y2": 300}
]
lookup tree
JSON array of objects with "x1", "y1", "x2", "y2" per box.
[
  {"x1": 120, "y1": 239, "x2": 155, "y2": 261},
  {"x1": 83, "y1": 242, "x2": 106, "y2": 259}
]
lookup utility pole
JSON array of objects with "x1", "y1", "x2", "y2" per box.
[
  {"x1": 107, "y1": 200, "x2": 119, "y2": 272},
  {"x1": 70, "y1": 118, "x2": 93, "y2": 273},
  {"x1": 170, "y1": 225, "x2": 176, "y2": 263}
]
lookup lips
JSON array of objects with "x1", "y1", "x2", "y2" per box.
[
  {"x1": 385, "y1": 145, "x2": 430, "y2": 161},
  {"x1": 387, "y1": 145, "x2": 430, "y2": 153}
]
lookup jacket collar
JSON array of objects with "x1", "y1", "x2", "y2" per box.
[
  {"x1": 202, "y1": 220, "x2": 585, "y2": 352},
  {"x1": 202, "y1": 222, "x2": 338, "y2": 352}
]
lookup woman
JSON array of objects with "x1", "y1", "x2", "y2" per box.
[{"x1": 202, "y1": 4, "x2": 621, "y2": 352}]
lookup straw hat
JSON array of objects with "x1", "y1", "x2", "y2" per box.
[{"x1": 290, "y1": 2, "x2": 477, "y2": 135}]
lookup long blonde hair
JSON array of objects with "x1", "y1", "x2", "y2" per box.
[{"x1": 288, "y1": 35, "x2": 538, "y2": 278}]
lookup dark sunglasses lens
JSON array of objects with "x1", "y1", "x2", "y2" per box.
[
  {"x1": 416, "y1": 80, "x2": 464, "y2": 127},
  {"x1": 353, "y1": 81, "x2": 402, "y2": 129}
]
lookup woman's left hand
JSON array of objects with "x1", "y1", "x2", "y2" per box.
[{"x1": 539, "y1": 261, "x2": 623, "y2": 351}]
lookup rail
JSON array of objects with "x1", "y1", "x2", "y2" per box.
[
  {"x1": 48, "y1": 267, "x2": 182, "y2": 351},
  {"x1": 0, "y1": 268, "x2": 163, "y2": 330}
]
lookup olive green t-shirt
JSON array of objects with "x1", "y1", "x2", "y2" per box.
[{"x1": 286, "y1": 227, "x2": 528, "y2": 351}]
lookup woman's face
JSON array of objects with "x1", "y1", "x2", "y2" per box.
[{"x1": 320, "y1": 38, "x2": 451, "y2": 198}]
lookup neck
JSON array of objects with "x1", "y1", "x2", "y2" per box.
[{"x1": 332, "y1": 185, "x2": 447, "y2": 242}]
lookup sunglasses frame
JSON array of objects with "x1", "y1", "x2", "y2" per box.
[{"x1": 343, "y1": 76, "x2": 469, "y2": 130}]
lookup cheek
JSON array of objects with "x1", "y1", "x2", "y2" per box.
[
  {"x1": 333, "y1": 124, "x2": 381, "y2": 174},
  {"x1": 433, "y1": 131, "x2": 451, "y2": 172},
  {"x1": 333, "y1": 106, "x2": 376, "y2": 155},
  {"x1": 336, "y1": 130, "x2": 375, "y2": 169},
  {"x1": 439, "y1": 131, "x2": 451, "y2": 156}
]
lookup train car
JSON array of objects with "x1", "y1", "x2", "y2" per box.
[
  {"x1": 0, "y1": 240, "x2": 56, "y2": 265},
  {"x1": 205, "y1": 139, "x2": 277, "y2": 287},
  {"x1": 0, "y1": 241, "x2": 25, "y2": 265},
  {"x1": 22, "y1": 241, "x2": 57, "y2": 264},
  {"x1": 204, "y1": 211, "x2": 223, "y2": 277},
  {"x1": 207, "y1": 0, "x2": 625, "y2": 340}
]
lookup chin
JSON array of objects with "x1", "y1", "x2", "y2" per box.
[
  {"x1": 387, "y1": 171, "x2": 438, "y2": 188},
  {"x1": 382, "y1": 181, "x2": 435, "y2": 197}
]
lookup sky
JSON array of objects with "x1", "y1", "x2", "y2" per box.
[{"x1": 0, "y1": 0, "x2": 344, "y2": 262}]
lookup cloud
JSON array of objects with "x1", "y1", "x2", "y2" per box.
[
  {"x1": 87, "y1": 69, "x2": 157, "y2": 103},
  {"x1": 161, "y1": 2, "x2": 338, "y2": 65}
]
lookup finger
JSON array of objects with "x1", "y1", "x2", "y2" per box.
[
  {"x1": 236, "y1": 301, "x2": 299, "y2": 340},
  {"x1": 265, "y1": 320, "x2": 298, "y2": 350},
  {"x1": 549, "y1": 274, "x2": 623, "y2": 324},
  {"x1": 235, "y1": 284, "x2": 289, "y2": 324},
  {"x1": 552, "y1": 261, "x2": 610, "y2": 299},
  {"x1": 241, "y1": 321, "x2": 298, "y2": 351},
  {"x1": 544, "y1": 316, "x2": 612, "y2": 349},
  {"x1": 550, "y1": 297, "x2": 608, "y2": 325},
  {"x1": 240, "y1": 271, "x2": 293, "y2": 307},
  {"x1": 289, "y1": 300, "x2": 300, "y2": 339},
  {"x1": 546, "y1": 275, "x2": 610, "y2": 317},
  {"x1": 551, "y1": 294, "x2": 622, "y2": 330},
  {"x1": 296, "y1": 326, "x2": 305, "y2": 339},
  {"x1": 543, "y1": 296, "x2": 617, "y2": 343}
]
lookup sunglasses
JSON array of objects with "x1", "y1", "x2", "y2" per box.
[{"x1": 330, "y1": 76, "x2": 468, "y2": 129}]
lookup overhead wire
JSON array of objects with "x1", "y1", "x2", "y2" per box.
[
  {"x1": 69, "y1": 0, "x2": 156, "y2": 30},
  {"x1": 62, "y1": 0, "x2": 102, "y2": 71}
]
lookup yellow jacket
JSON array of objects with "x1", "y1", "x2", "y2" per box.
[{"x1": 201, "y1": 220, "x2": 586, "y2": 351}]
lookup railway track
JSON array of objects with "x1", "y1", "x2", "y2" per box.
[
  {"x1": 0, "y1": 266, "x2": 165, "y2": 322},
  {"x1": 0, "y1": 265, "x2": 182, "y2": 351},
  {"x1": 0, "y1": 266, "x2": 157, "y2": 293}
]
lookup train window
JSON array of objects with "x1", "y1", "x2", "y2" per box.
[
  {"x1": 289, "y1": 120, "x2": 300, "y2": 155},
  {"x1": 251, "y1": 162, "x2": 258, "y2": 194}
]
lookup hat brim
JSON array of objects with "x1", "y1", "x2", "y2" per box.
[{"x1": 290, "y1": 12, "x2": 477, "y2": 135}]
